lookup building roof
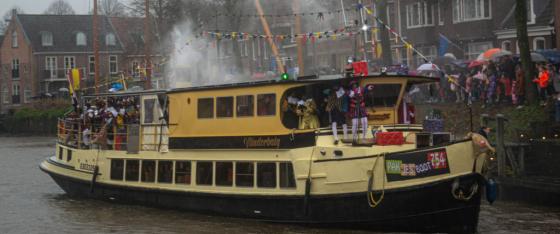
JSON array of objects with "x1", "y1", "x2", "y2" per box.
[
  {"x1": 109, "y1": 16, "x2": 164, "y2": 56},
  {"x1": 500, "y1": 0, "x2": 554, "y2": 29},
  {"x1": 16, "y1": 14, "x2": 124, "y2": 53}
]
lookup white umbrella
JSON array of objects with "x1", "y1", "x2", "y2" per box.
[
  {"x1": 531, "y1": 52, "x2": 547, "y2": 62},
  {"x1": 443, "y1": 53, "x2": 457, "y2": 60},
  {"x1": 417, "y1": 63, "x2": 440, "y2": 72}
]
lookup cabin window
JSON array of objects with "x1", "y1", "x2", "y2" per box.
[
  {"x1": 236, "y1": 162, "x2": 254, "y2": 187},
  {"x1": 365, "y1": 84, "x2": 402, "y2": 107},
  {"x1": 58, "y1": 146, "x2": 63, "y2": 160},
  {"x1": 175, "y1": 161, "x2": 191, "y2": 184},
  {"x1": 236, "y1": 95, "x2": 254, "y2": 117},
  {"x1": 257, "y1": 162, "x2": 277, "y2": 188},
  {"x1": 279, "y1": 162, "x2": 296, "y2": 188},
  {"x1": 125, "y1": 160, "x2": 140, "y2": 181},
  {"x1": 216, "y1": 97, "x2": 234, "y2": 118},
  {"x1": 143, "y1": 99, "x2": 156, "y2": 124},
  {"x1": 257, "y1": 94, "x2": 276, "y2": 116},
  {"x1": 141, "y1": 160, "x2": 156, "y2": 182},
  {"x1": 66, "y1": 149, "x2": 72, "y2": 162},
  {"x1": 158, "y1": 160, "x2": 173, "y2": 183},
  {"x1": 215, "y1": 162, "x2": 233, "y2": 186},
  {"x1": 196, "y1": 161, "x2": 213, "y2": 185},
  {"x1": 197, "y1": 98, "x2": 214, "y2": 119},
  {"x1": 110, "y1": 159, "x2": 124, "y2": 180}
]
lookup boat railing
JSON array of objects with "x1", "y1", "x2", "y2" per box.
[{"x1": 57, "y1": 118, "x2": 169, "y2": 152}]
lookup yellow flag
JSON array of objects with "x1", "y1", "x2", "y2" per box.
[{"x1": 71, "y1": 68, "x2": 80, "y2": 91}]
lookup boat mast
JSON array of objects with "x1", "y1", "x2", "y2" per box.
[
  {"x1": 144, "y1": 0, "x2": 152, "y2": 90},
  {"x1": 93, "y1": 0, "x2": 100, "y2": 94},
  {"x1": 292, "y1": 0, "x2": 304, "y2": 76},
  {"x1": 254, "y1": 0, "x2": 285, "y2": 75}
]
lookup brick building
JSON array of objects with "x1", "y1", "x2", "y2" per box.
[{"x1": 0, "y1": 13, "x2": 124, "y2": 114}]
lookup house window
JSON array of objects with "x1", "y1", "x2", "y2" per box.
[
  {"x1": 216, "y1": 96, "x2": 233, "y2": 118},
  {"x1": 501, "y1": 41, "x2": 512, "y2": 52},
  {"x1": 109, "y1": 55, "x2": 118, "y2": 74},
  {"x1": 527, "y1": 0, "x2": 536, "y2": 24},
  {"x1": 406, "y1": 1, "x2": 434, "y2": 28},
  {"x1": 236, "y1": 95, "x2": 254, "y2": 117},
  {"x1": 125, "y1": 160, "x2": 140, "y2": 181},
  {"x1": 64, "y1": 56, "x2": 75, "y2": 72},
  {"x1": 141, "y1": 160, "x2": 156, "y2": 182},
  {"x1": 279, "y1": 162, "x2": 296, "y2": 188},
  {"x1": 132, "y1": 61, "x2": 140, "y2": 77},
  {"x1": 257, "y1": 94, "x2": 276, "y2": 116},
  {"x1": 415, "y1": 46, "x2": 437, "y2": 65},
  {"x1": 453, "y1": 0, "x2": 491, "y2": 23},
  {"x1": 11, "y1": 84, "x2": 20, "y2": 105},
  {"x1": 467, "y1": 41, "x2": 493, "y2": 60},
  {"x1": 175, "y1": 161, "x2": 191, "y2": 184},
  {"x1": 76, "y1": 32, "x2": 86, "y2": 46},
  {"x1": 110, "y1": 159, "x2": 124, "y2": 180},
  {"x1": 41, "y1": 32, "x2": 53, "y2": 46},
  {"x1": 438, "y1": 0, "x2": 444, "y2": 25},
  {"x1": 235, "y1": 162, "x2": 254, "y2": 187},
  {"x1": 11, "y1": 31, "x2": 18, "y2": 48},
  {"x1": 533, "y1": 37, "x2": 546, "y2": 50},
  {"x1": 24, "y1": 87, "x2": 31, "y2": 103},
  {"x1": 46, "y1": 57, "x2": 57, "y2": 78},
  {"x1": 106, "y1": 33, "x2": 116, "y2": 46},
  {"x1": 215, "y1": 162, "x2": 233, "y2": 186},
  {"x1": 197, "y1": 98, "x2": 214, "y2": 119},
  {"x1": 257, "y1": 162, "x2": 276, "y2": 188},
  {"x1": 88, "y1": 56, "x2": 95, "y2": 75},
  {"x1": 12, "y1": 59, "x2": 20, "y2": 79},
  {"x1": 196, "y1": 161, "x2": 213, "y2": 185},
  {"x1": 157, "y1": 161, "x2": 173, "y2": 183},
  {"x1": 2, "y1": 86, "x2": 9, "y2": 104}
]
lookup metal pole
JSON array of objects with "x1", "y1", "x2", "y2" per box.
[
  {"x1": 93, "y1": 0, "x2": 99, "y2": 94},
  {"x1": 496, "y1": 114, "x2": 506, "y2": 177},
  {"x1": 144, "y1": 0, "x2": 152, "y2": 90},
  {"x1": 359, "y1": 0, "x2": 368, "y2": 61}
]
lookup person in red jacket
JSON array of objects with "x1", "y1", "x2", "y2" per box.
[{"x1": 533, "y1": 65, "x2": 550, "y2": 104}]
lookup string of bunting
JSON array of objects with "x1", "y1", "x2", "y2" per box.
[{"x1": 200, "y1": 27, "x2": 372, "y2": 43}]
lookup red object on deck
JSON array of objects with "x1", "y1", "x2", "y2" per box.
[
  {"x1": 376, "y1": 132, "x2": 404, "y2": 146},
  {"x1": 352, "y1": 61, "x2": 368, "y2": 76}
]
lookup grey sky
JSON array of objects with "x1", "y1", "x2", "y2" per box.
[{"x1": 0, "y1": 0, "x2": 114, "y2": 15}]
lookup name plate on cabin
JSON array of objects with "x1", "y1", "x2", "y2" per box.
[
  {"x1": 169, "y1": 132, "x2": 316, "y2": 149},
  {"x1": 384, "y1": 148, "x2": 450, "y2": 182}
]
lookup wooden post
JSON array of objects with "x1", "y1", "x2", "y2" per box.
[{"x1": 496, "y1": 114, "x2": 506, "y2": 176}]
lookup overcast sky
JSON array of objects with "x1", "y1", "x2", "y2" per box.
[{"x1": 0, "y1": 0, "x2": 126, "y2": 15}]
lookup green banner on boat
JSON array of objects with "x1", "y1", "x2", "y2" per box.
[{"x1": 385, "y1": 148, "x2": 450, "y2": 182}]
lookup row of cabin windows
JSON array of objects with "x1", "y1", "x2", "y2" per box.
[
  {"x1": 198, "y1": 93, "x2": 276, "y2": 119},
  {"x1": 110, "y1": 159, "x2": 296, "y2": 189}
]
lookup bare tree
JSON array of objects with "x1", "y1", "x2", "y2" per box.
[
  {"x1": 44, "y1": 0, "x2": 76, "y2": 15},
  {"x1": 515, "y1": 0, "x2": 536, "y2": 103},
  {"x1": 99, "y1": 0, "x2": 127, "y2": 17},
  {"x1": 0, "y1": 6, "x2": 24, "y2": 34}
]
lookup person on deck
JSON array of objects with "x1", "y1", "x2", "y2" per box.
[
  {"x1": 349, "y1": 81, "x2": 368, "y2": 141},
  {"x1": 326, "y1": 85, "x2": 348, "y2": 144}
]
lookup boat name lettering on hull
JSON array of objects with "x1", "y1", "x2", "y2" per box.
[
  {"x1": 243, "y1": 137, "x2": 281, "y2": 149},
  {"x1": 79, "y1": 163, "x2": 96, "y2": 172},
  {"x1": 385, "y1": 148, "x2": 450, "y2": 182}
]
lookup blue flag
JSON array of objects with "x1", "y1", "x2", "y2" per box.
[{"x1": 438, "y1": 34, "x2": 450, "y2": 57}]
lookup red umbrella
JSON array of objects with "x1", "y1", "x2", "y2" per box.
[{"x1": 468, "y1": 60, "x2": 486, "y2": 68}]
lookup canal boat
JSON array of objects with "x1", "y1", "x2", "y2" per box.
[{"x1": 40, "y1": 74, "x2": 492, "y2": 233}]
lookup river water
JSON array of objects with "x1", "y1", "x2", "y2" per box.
[{"x1": 1, "y1": 137, "x2": 559, "y2": 234}]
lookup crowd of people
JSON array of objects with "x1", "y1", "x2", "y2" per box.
[
  {"x1": 419, "y1": 56, "x2": 560, "y2": 122},
  {"x1": 63, "y1": 96, "x2": 141, "y2": 150}
]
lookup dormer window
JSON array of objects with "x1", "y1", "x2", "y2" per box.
[
  {"x1": 41, "y1": 32, "x2": 53, "y2": 46},
  {"x1": 106, "y1": 33, "x2": 116, "y2": 46},
  {"x1": 76, "y1": 32, "x2": 86, "y2": 46}
]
